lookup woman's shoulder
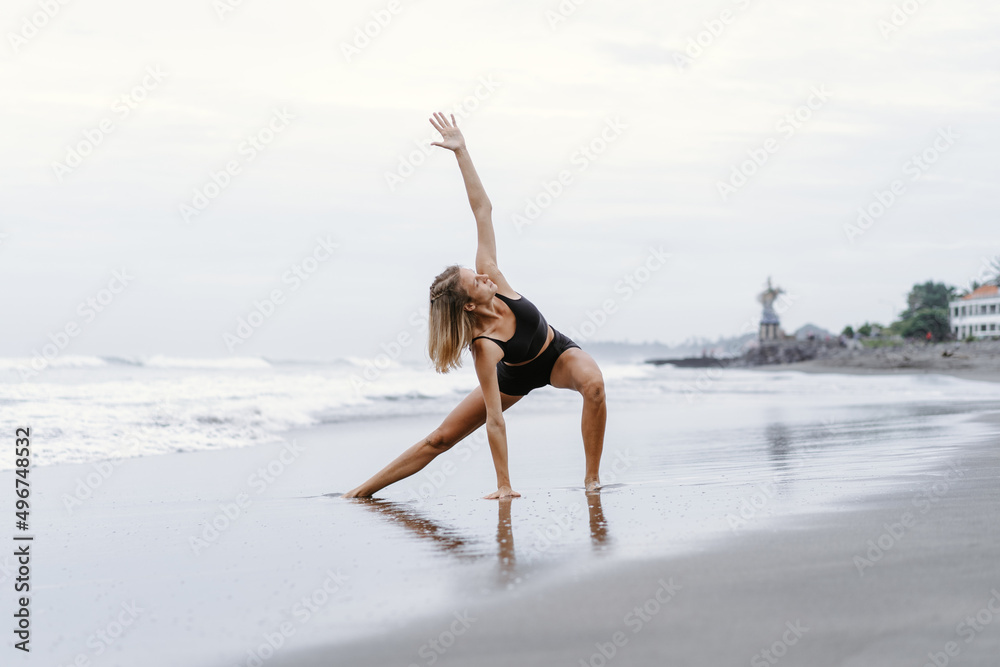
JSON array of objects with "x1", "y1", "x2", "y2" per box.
[{"x1": 494, "y1": 289, "x2": 522, "y2": 301}]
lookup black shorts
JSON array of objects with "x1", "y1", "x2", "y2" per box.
[{"x1": 495, "y1": 327, "x2": 581, "y2": 396}]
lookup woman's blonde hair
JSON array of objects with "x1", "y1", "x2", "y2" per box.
[{"x1": 428, "y1": 264, "x2": 482, "y2": 373}]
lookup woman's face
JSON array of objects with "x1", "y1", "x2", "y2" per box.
[{"x1": 460, "y1": 267, "x2": 495, "y2": 306}]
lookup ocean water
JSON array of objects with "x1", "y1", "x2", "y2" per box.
[
  {"x1": 3, "y1": 353, "x2": 1000, "y2": 471},
  {"x1": 11, "y1": 357, "x2": 1000, "y2": 667}
]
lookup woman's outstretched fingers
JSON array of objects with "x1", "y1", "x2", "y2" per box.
[{"x1": 428, "y1": 112, "x2": 466, "y2": 152}]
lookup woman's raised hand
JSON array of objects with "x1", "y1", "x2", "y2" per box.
[{"x1": 429, "y1": 112, "x2": 466, "y2": 152}]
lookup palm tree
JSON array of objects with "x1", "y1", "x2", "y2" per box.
[
  {"x1": 958, "y1": 280, "x2": 981, "y2": 298},
  {"x1": 959, "y1": 256, "x2": 1000, "y2": 296}
]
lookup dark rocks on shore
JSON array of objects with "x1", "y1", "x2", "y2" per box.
[
  {"x1": 646, "y1": 339, "x2": 1000, "y2": 372},
  {"x1": 731, "y1": 340, "x2": 842, "y2": 366},
  {"x1": 645, "y1": 340, "x2": 839, "y2": 368}
]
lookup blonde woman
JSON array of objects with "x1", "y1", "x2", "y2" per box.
[{"x1": 344, "y1": 112, "x2": 606, "y2": 500}]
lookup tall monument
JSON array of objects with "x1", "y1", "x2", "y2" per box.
[{"x1": 758, "y1": 276, "x2": 784, "y2": 341}]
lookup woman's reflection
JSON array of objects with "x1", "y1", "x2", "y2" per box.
[{"x1": 350, "y1": 491, "x2": 613, "y2": 587}]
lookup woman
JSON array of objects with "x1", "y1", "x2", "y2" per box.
[{"x1": 343, "y1": 112, "x2": 607, "y2": 500}]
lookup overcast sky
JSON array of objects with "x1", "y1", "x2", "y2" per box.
[{"x1": 1, "y1": 0, "x2": 998, "y2": 361}]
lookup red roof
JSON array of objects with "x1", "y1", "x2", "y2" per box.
[{"x1": 961, "y1": 284, "x2": 999, "y2": 300}]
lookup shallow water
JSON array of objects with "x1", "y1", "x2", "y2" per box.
[
  {"x1": 215, "y1": 371, "x2": 1000, "y2": 658},
  {"x1": 11, "y1": 368, "x2": 1000, "y2": 667}
]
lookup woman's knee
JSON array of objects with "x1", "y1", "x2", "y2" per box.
[
  {"x1": 423, "y1": 428, "x2": 454, "y2": 452},
  {"x1": 424, "y1": 422, "x2": 476, "y2": 453}
]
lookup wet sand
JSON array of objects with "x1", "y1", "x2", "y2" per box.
[
  {"x1": 278, "y1": 418, "x2": 1000, "y2": 667},
  {"x1": 9, "y1": 371, "x2": 1000, "y2": 666},
  {"x1": 762, "y1": 360, "x2": 1000, "y2": 385}
]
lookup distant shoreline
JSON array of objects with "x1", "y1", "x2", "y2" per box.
[
  {"x1": 761, "y1": 339, "x2": 1000, "y2": 383},
  {"x1": 656, "y1": 339, "x2": 1000, "y2": 384},
  {"x1": 751, "y1": 360, "x2": 1000, "y2": 384}
]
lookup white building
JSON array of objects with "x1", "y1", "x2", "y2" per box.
[{"x1": 950, "y1": 285, "x2": 1000, "y2": 339}]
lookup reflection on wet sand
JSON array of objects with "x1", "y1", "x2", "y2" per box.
[
  {"x1": 765, "y1": 421, "x2": 792, "y2": 468},
  {"x1": 496, "y1": 499, "x2": 516, "y2": 586},
  {"x1": 351, "y1": 492, "x2": 614, "y2": 586},
  {"x1": 352, "y1": 499, "x2": 475, "y2": 556},
  {"x1": 587, "y1": 491, "x2": 610, "y2": 549}
]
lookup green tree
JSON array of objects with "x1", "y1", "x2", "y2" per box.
[
  {"x1": 841, "y1": 325, "x2": 854, "y2": 338},
  {"x1": 900, "y1": 281, "x2": 955, "y2": 320},
  {"x1": 897, "y1": 308, "x2": 951, "y2": 341}
]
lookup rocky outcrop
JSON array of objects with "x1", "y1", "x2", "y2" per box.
[
  {"x1": 730, "y1": 340, "x2": 841, "y2": 367},
  {"x1": 733, "y1": 339, "x2": 1000, "y2": 371}
]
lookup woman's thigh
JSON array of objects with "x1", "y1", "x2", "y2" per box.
[
  {"x1": 548, "y1": 347, "x2": 603, "y2": 392},
  {"x1": 434, "y1": 384, "x2": 523, "y2": 446}
]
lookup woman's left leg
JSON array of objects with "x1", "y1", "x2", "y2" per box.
[{"x1": 549, "y1": 348, "x2": 607, "y2": 491}]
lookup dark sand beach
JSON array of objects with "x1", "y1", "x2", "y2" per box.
[
  {"x1": 763, "y1": 340, "x2": 1000, "y2": 386},
  {"x1": 9, "y1": 369, "x2": 1000, "y2": 667},
  {"x1": 275, "y1": 409, "x2": 1000, "y2": 667},
  {"x1": 769, "y1": 362, "x2": 1000, "y2": 386}
]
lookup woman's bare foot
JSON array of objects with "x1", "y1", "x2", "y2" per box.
[
  {"x1": 585, "y1": 478, "x2": 601, "y2": 493},
  {"x1": 483, "y1": 486, "x2": 521, "y2": 500},
  {"x1": 341, "y1": 487, "x2": 371, "y2": 499}
]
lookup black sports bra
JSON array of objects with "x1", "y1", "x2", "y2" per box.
[{"x1": 471, "y1": 292, "x2": 550, "y2": 364}]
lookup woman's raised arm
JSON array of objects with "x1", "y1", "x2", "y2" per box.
[{"x1": 429, "y1": 112, "x2": 499, "y2": 271}]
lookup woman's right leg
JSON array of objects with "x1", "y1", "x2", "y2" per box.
[{"x1": 342, "y1": 386, "x2": 523, "y2": 498}]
